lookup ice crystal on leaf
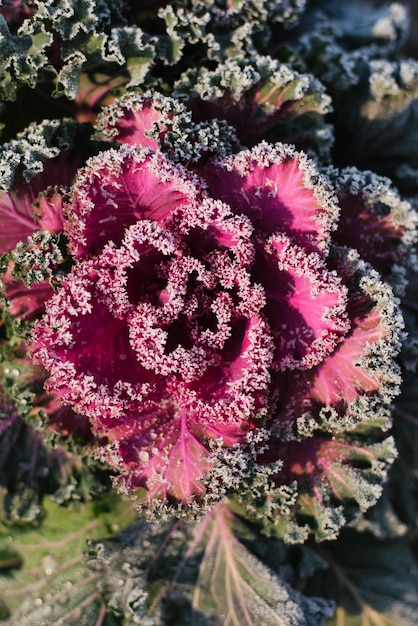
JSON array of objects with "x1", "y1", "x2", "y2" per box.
[
  {"x1": 174, "y1": 56, "x2": 333, "y2": 156},
  {"x1": 328, "y1": 167, "x2": 418, "y2": 294},
  {"x1": 94, "y1": 90, "x2": 241, "y2": 163},
  {"x1": 27, "y1": 96, "x2": 408, "y2": 534},
  {"x1": 2, "y1": 0, "x2": 418, "y2": 624}
]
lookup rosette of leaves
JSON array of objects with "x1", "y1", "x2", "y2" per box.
[
  {"x1": 0, "y1": 2, "x2": 418, "y2": 626},
  {"x1": 0, "y1": 92, "x2": 406, "y2": 546}
]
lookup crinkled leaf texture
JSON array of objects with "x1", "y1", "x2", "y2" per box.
[
  {"x1": 174, "y1": 55, "x2": 333, "y2": 158},
  {"x1": 0, "y1": 119, "x2": 88, "y2": 192},
  {"x1": 323, "y1": 56, "x2": 418, "y2": 196},
  {"x1": 26, "y1": 133, "x2": 405, "y2": 537},
  {"x1": 0, "y1": 14, "x2": 52, "y2": 100},
  {"x1": 87, "y1": 503, "x2": 334, "y2": 626},
  {"x1": 305, "y1": 528, "x2": 418, "y2": 626}
]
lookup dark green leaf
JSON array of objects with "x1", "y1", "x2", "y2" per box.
[
  {"x1": 306, "y1": 529, "x2": 418, "y2": 626},
  {"x1": 88, "y1": 504, "x2": 334, "y2": 626}
]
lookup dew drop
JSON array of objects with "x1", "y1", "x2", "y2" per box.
[
  {"x1": 139, "y1": 450, "x2": 149, "y2": 463},
  {"x1": 57, "y1": 592, "x2": 70, "y2": 606}
]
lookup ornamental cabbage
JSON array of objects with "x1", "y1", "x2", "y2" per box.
[{"x1": 25, "y1": 94, "x2": 412, "y2": 533}]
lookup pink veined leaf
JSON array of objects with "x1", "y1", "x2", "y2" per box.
[
  {"x1": 276, "y1": 438, "x2": 372, "y2": 482},
  {"x1": 94, "y1": 92, "x2": 165, "y2": 148},
  {"x1": 309, "y1": 308, "x2": 387, "y2": 406},
  {"x1": 306, "y1": 246, "x2": 403, "y2": 411},
  {"x1": 152, "y1": 412, "x2": 211, "y2": 502},
  {"x1": 1, "y1": 268, "x2": 53, "y2": 321},
  {"x1": 0, "y1": 188, "x2": 36, "y2": 255},
  {"x1": 244, "y1": 426, "x2": 397, "y2": 542},
  {"x1": 256, "y1": 234, "x2": 349, "y2": 371},
  {"x1": 65, "y1": 145, "x2": 203, "y2": 259},
  {"x1": 0, "y1": 153, "x2": 77, "y2": 254},
  {"x1": 108, "y1": 408, "x2": 212, "y2": 503},
  {"x1": 202, "y1": 141, "x2": 339, "y2": 253},
  {"x1": 271, "y1": 261, "x2": 402, "y2": 434},
  {"x1": 269, "y1": 436, "x2": 395, "y2": 518}
]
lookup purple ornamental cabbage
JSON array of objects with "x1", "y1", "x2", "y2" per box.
[{"x1": 26, "y1": 94, "x2": 412, "y2": 525}]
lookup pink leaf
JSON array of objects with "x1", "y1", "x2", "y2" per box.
[
  {"x1": 65, "y1": 145, "x2": 203, "y2": 258},
  {"x1": 0, "y1": 187, "x2": 36, "y2": 255},
  {"x1": 1, "y1": 268, "x2": 53, "y2": 321},
  {"x1": 255, "y1": 235, "x2": 349, "y2": 370},
  {"x1": 0, "y1": 154, "x2": 76, "y2": 254},
  {"x1": 203, "y1": 142, "x2": 339, "y2": 253},
  {"x1": 94, "y1": 92, "x2": 167, "y2": 148}
]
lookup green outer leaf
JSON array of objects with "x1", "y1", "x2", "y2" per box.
[
  {"x1": 305, "y1": 529, "x2": 418, "y2": 626},
  {"x1": 0, "y1": 17, "x2": 52, "y2": 101},
  {"x1": 86, "y1": 504, "x2": 333, "y2": 625},
  {"x1": 0, "y1": 494, "x2": 135, "y2": 625},
  {"x1": 191, "y1": 505, "x2": 333, "y2": 626}
]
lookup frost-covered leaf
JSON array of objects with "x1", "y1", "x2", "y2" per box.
[
  {"x1": 0, "y1": 0, "x2": 153, "y2": 101},
  {"x1": 297, "y1": 2, "x2": 409, "y2": 92},
  {"x1": 229, "y1": 245, "x2": 404, "y2": 542},
  {"x1": 275, "y1": 246, "x2": 404, "y2": 433},
  {"x1": 233, "y1": 433, "x2": 397, "y2": 544},
  {"x1": 0, "y1": 493, "x2": 135, "y2": 625},
  {"x1": 64, "y1": 144, "x2": 202, "y2": 258},
  {"x1": 327, "y1": 167, "x2": 417, "y2": 293},
  {"x1": 0, "y1": 15, "x2": 52, "y2": 100},
  {"x1": 87, "y1": 504, "x2": 333, "y2": 626},
  {"x1": 306, "y1": 529, "x2": 418, "y2": 626},
  {"x1": 329, "y1": 58, "x2": 418, "y2": 196},
  {"x1": 0, "y1": 119, "x2": 89, "y2": 192},
  {"x1": 158, "y1": 4, "x2": 211, "y2": 65},
  {"x1": 95, "y1": 90, "x2": 241, "y2": 163},
  {"x1": 175, "y1": 55, "x2": 333, "y2": 157},
  {"x1": 203, "y1": 140, "x2": 339, "y2": 253},
  {"x1": 190, "y1": 504, "x2": 333, "y2": 626}
]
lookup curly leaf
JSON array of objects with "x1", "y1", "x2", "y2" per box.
[
  {"x1": 329, "y1": 58, "x2": 418, "y2": 195},
  {"x1": 0, "y1": 16, "x2": 52, "y2": 100}
]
